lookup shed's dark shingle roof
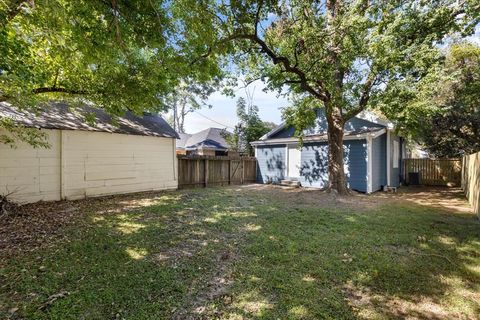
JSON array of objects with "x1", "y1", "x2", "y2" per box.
[
  {"x1": 177, "y1": 128, "x2": 230, "y2": 150},
  {"x1": 0, "y1": 102, "x2": 179, "y2": 139}
]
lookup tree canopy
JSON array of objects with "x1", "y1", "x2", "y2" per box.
[
  {"x1": 0, "y1": 0, "x2": 222, "y2": 112},
  {"x1": 186, "y1": 0, "x2": 479, "y2": 193},
  {"x1": 382, "y1": 42, "x2": 480, "y2": 158}
]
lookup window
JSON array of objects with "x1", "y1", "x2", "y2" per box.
[{"x1": 393, "y1": 140, "x2": 399, "y2": 168}]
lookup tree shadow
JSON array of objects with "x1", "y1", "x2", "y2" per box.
[
  {"x1": 208, "y1": 188, "x2": 480, "y2": 319},
  {"x1": 2, "y1": 187, "x2": 479, "y2": 319},
  {"x1": 258, "y1": 148, "x2": 285, "y2": 183}
]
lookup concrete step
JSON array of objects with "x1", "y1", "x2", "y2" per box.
[{"x1": 280, "y1": 179, "x2": 301, "y2": 187}]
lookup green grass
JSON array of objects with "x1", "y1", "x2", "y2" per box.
[{"x1": 1, "y1": 187, "x2": 479, "y2": 319}]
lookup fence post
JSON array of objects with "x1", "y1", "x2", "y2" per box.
[
  {"x1": 228, "y1": 159, "x2": 231, "y2": 185},
  {"x1": 194, "y1": 159, "x2": 199, "y2": 186},
  {"x1": 241, "y1": 159, "x2": 244, "y2": 184},
  {"x1": 204, "y1": 159, "x2": 209, "y2": 187}
]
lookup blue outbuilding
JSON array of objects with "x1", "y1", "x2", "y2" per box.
[{"x1": 251, "y1": 109, "x2": 406, "y2": 193}]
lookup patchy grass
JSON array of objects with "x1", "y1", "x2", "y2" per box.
[{"x1": 1, "y1": 186, "x2": 479, "y2": 319}]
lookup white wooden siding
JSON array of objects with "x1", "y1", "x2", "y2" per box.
[
  {"x1": 0, "y1": 129, "x2": 61, "y2": 203},
  {"x1": 0, "y1": 129, "x2": 177, "y2": 203}
]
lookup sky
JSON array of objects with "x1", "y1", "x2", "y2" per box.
[{"x1": 175, "y1": 80, "x2": 290, "y2": 134}]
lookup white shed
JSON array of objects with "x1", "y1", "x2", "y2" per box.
[{"x1": 0, "y1": 102, "x2": 179, "y2": 203}]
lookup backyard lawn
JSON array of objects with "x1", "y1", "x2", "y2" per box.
[{"x1": 1, "y1": 185, "x2": 479, "y2": 319}]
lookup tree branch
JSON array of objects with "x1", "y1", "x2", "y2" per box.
[
  {"x1": 110, "y1": 0, "x2": 128, "y2": 53},
  {"x1": 227, "y1": 33, "x2": 328, "y2": 101},
  {"x1": 3, "y1": 0, "x2": 28, "y2": 24},
  {"x1": 254, "y1": 0, "x2": 263, "y2": 36},
  {"x1": 343, "y1": 71, "x2": 377, "y2": 120},
  {"x1": 32, "y1": 87, "x2": 88, "y2": 95}
]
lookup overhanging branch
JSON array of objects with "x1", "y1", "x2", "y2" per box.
[
  {"x1": 226, "y1": 33, "x2": 329, "y2": 101},
  {"x1": 343, "y1": 71, "x2": 377, "y2": 120},
  {"x1": 32, "y1": 87, "x2": 88, "y2": 95}
]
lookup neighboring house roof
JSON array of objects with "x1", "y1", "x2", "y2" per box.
[
  {"x1": 0, "y1": 101, "x2": 179, "y2": 139},
  {"x1": 176, "y1": 133, "x2": 193, "y2": 149},
  {"x1": 177, "y1": 127, "x2": 230, "y2": 151}
]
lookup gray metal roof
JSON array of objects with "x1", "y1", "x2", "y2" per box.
[
  {"x1": 0, "y1": 102, "x2": 179, "y2": 139},
  {"x1": 178, "y1": 127, "x2": 230, "y2": 150},
  {"x1": 176, "y1": 133, "x2": 193, "y2": 149}
]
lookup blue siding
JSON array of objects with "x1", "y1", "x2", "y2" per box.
[
  {"x1": 270, "y1": 126, "x2": 296, "y2": 139},
  {"x1": 298, "y1": 139, "x2": 368, "y2": 192},
  {"x1": 371, "y1": 133, "x2": 387, "y2": 191},
  {"x1": 256, "y1": 145, "x2": 286, "y2": 183},
  {"x1": 270, "y1": 109, "x2": 385, "y2": 138}
]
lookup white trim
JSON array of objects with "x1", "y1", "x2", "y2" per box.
[
  {"x1": 370, "y1": 128, "x2": 386, "y2": 139},
  {"x1": 357, "y1": 110, "x2": 394, "y2": 128},
  {"x1": 284, "y1": 145, "x2": 289, "y2": 178},
  {"x1": 260, "y1": 122, "x2": 287, "y2": 140},
  {"x1": 386, "y1": 130, "x2": 391, "y2": 186},
  {"x1": 254, "y1": 146, "x2": 258, "y2": 157},
  {"x1": 251, "y1": 128, "x2": 386, "y2": 146},
  {"x1": 367, "y1": 135, "x2": 373, "y2": 193}
]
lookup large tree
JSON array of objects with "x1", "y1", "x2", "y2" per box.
[
  {"x1": 382, "y1": 42, "x2": 480, "y2": 158},
  {"x1": 186, "y1": 0, "x2": 479, "y2": 194},
  {"x1": 0, "y1": 0, "x2": 222, "y2": 134}
]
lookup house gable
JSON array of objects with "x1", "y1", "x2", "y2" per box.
[{"x1": 268, "y1": 108, "x2": 385, "y2": 139}]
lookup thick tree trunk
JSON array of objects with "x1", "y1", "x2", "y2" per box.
[{"x1": 326, "y1": 110, "x2": 350, "y2": 195}]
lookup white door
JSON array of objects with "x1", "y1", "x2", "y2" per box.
[{"x1": 287, "y1": 144, "x2": 301, "y2": 178}]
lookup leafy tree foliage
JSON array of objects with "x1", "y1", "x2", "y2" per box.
[
  {"x1": 383, "y1": 42, "x2": 480, "y2": 158},
  {"x1": 0, "y1": 117, "x2": 49, "y2": 148},
  {"x1": 224, "y1": 97, "x2": 272, "y2": 155},
  {"x1": 0, "y1": 0, "x2": 222, "y2": 143},
  {"x1": 188, "y1": 0, "x2": 479, "y2": 193}
]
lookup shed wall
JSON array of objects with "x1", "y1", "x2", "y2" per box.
[
  {"x1": 0, "y1": 129, "x2": 177, "y2": 203},
  {"x1": 0, "y1": 129, "x2": 61, "y2": 203}
]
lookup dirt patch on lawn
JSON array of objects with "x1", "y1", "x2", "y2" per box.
[
  {"x1": 237, "y1": 184, "x2": 473, "y2": 214},
  {"x1": 343, "y1": 281, "x2": 479, "y2": 320}
]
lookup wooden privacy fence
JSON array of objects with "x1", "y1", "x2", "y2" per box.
[
  {"x1": 462, "y1": 152, "x2": 480, "y2": 217},
  {"x1": 178, "y1": 155, "x2": 257, "y2": 188},
  {"x1": 403, "y1": 158, "x2": 462, "y2": 186}
]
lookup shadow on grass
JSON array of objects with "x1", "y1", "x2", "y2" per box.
[
  {"x1": 220, "y1": 191, "x2": 480, "y2": 319},
  {"x1": 1, "y1": 186, "x2": 479, "y2": 319}
]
